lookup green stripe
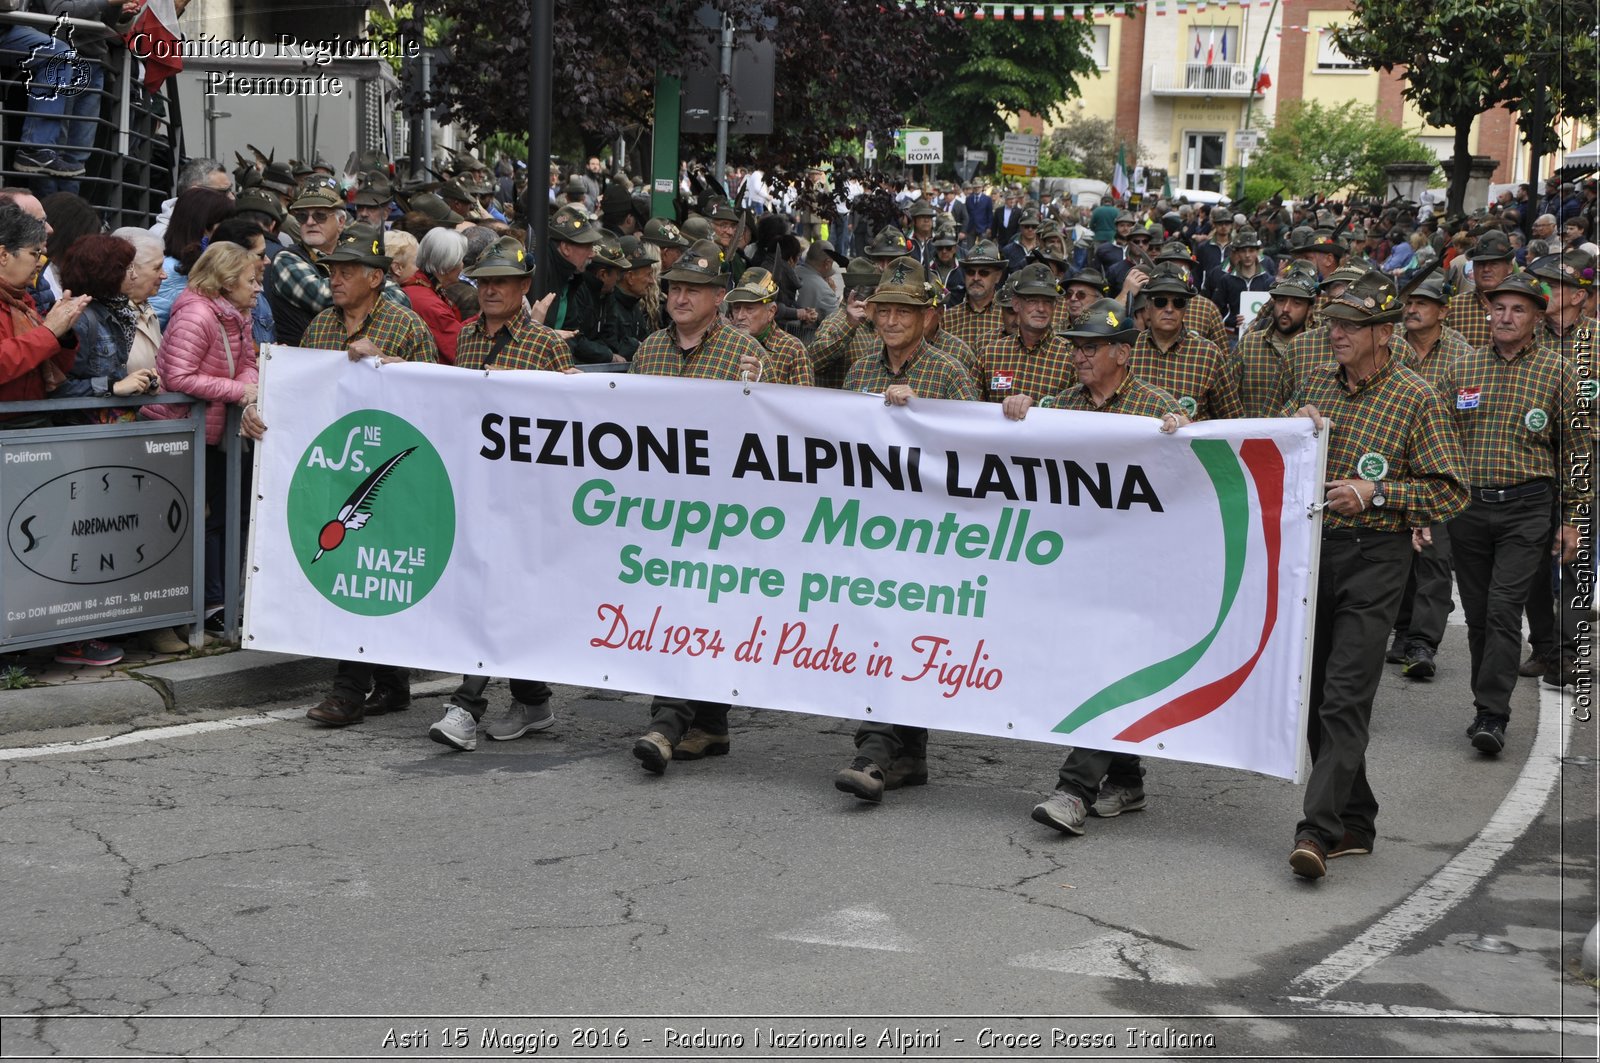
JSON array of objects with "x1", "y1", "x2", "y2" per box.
[{"x1": 1053, "y1": 439, "x2": 1249, "y2": 733}]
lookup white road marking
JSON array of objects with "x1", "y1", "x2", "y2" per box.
[
  {"x1": 1011, "y1": 931, "x2": 1210, "y2": 986},
  {"x1": 0, "y1": 708, "x2": 306, "y2": 760},
  {"x1": 1283, "y1": 996, "x2": 1597, "y2": 1037},
  {"x1": 1290, "y1": 684, "x2": 1573, "y2": 997},
  {"x1": 0, "y1": 678, "x2": 461, "y2": 761},
  {"x1": 775, "y1": 905, "x2": 918, "y2": 953}
]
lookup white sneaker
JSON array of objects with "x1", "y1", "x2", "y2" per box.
[
  {"x1": 428, "y1": 704, "x2": 477, "y2": 752},
  {"x1": 1030, "y1": 789, "x2": 1087, "y2": 835}
]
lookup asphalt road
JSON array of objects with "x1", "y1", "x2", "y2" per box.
[{"x1": 0, "y1": 622, "x2": 1595, "y2": 1062}]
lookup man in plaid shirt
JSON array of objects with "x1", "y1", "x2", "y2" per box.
[
  {"x1": 1387, "y1": 274, "x2": 1476, "y2": 681},
  {"x1": 809, "y1": 257, "x2": 882, "y2": 389},
  {"x1": 1445, "y1": 230, "x2": 1516, "y2": 353},
  {"x1": 302, "y1": 224, "x2": 439, "y2": 731},
  {"x1": 973, "y1": 263, "x2": 1077, "y2": 403},
  {"x1": 1129, "y1": 265, "x2": 1242, "y2": 420},
  {"x1": 427, "y1": 236, "x2": 575, "y2": 754},
  {"x1": 942, "y1": 240, "x2": 1007, "y2": 353},
  {"x1": 999, "y1": 297, "x2": 1187, "y2": 835},
  {"x1": 1519, "y1": 250, "x2": 1598, "y2": 686},
  {"x1": 724, "y1": 267, "x2": 814, "y2": 387},
  {"x1": 630, "y1": 239, "x2": 766, "y2": 775},
  {"x1": 1234, "y1": 268, "x2": 1316, "y2": 418},
  {"x1": 1444, "y1": 272, "x2": 1591, "y2": 756},
  {"x1": 834, "y1": 257, "x2": 977, "y2": 805},
  {"x1": 1288, "y1": 269, "x2": 1467, "y2": 880}
]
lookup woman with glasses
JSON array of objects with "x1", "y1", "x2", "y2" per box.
[{"x1": 0, "y1": 202, "x2": 90, "y2": 423}]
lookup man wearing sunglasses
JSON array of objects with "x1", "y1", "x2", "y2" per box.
[
  {"x1": 266, "y1": 178, "x2": 349, "y2": 346},
  {"x1": 942, "y1": 239, "x2": 1008, "y2": 353},
  {"x1": 1129, "y1": 265, "x2": 1242, "y2": 421}
]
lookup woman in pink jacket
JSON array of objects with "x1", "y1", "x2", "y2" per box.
[{"x1": 146, "y1": 242, "x2": 263, "y2": 632}]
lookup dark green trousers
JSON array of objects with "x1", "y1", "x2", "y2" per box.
[
  {"x1": 1450, "y1": 493, "x2": 1552, "y2": 718},
  {"x1": 1057, "y1": 748, "x2": 1144, "y2": 803},
  {"x1": 1394, "y1": 523, "x2": 1450, "y2": 652},
  {"x1": 647, "y1": 696, "x2": 729, "y2": 743}
]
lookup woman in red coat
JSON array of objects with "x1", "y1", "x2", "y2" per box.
[
  {"x1": 400, "y1": 227, "x2": 467, "y2": 364},
  {"x1": 0, "y1": 201, "x2": 90, "y2": 423}
]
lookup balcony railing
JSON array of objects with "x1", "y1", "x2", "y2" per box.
[{"x1": 1150, "y1": 61, "x2": 1260, "y2": 97}]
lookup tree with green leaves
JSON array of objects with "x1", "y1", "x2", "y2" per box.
[
  {"x1": 917, "y1": 18, "x2": 1100, "y2": 156},
  {"x1": 1332, "y1": 0, "x2": 1598, "y2": 215},
  {"x1": 1040, "y1": 113, "x2": 1150, "y2": 185},
  {"x1": 1246, "y1": 100, "x2": 1435, "y2": 200}
]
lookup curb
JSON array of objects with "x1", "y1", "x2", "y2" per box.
[
  {"x1": 0, "y1": 679, "x2": 168, "y2": 734},
  {"x1": 128, "y1": 650, "x2": 335, "y2": 714}
]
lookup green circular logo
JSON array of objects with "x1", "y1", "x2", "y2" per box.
[
  {"x1": 286, "y1": 410, "x2": 454, "y2": 616},
  {"x1": 1179, "y1": 396, "x2": 1198, "y2": 417},
  {"x1": 1356, "y1": 451, "x2": 1389, "y2": 481},
  {"x1": 1579, "y1": 379, "x2": 1600, "y2": 402},
  {"x1": 1524, "y1": 407, "x2": 1549, "y2": 433}
]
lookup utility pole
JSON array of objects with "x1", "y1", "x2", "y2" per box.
[
  {"x1": 528, "y1": 0, "x2": 553, "y2": 297},
  {"x1": 714, "y1": 14, "x2": 734, "y2": 185}
]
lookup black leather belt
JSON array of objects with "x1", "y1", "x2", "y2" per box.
[{"x1": 1472, "y1": 480, "x2": 1550, "y2": 504}]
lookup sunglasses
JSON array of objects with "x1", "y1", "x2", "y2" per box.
[
  {"x1": 1070, "y1": 342, "x2": 1108, "y2": 356},
  {"x1": 292, "y1": 209, "x2": 337, "y2": 225},
  {"x1": 968, "y1": 267, "x2": 1002, "y2": 278},
  {"x1": 1149, "y1": 296, "x2": 1189, "y2": 310}
]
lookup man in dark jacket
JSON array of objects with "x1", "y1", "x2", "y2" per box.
[
  {"x1": 540, "y1": 204, "x2": 607, "y2": 363},
  {"x1": 964, "y1": 181, "x2": 994, "y2": 243}
]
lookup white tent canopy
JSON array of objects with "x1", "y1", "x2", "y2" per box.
[{"x1": 1560, "y1": 139, "x2": 1599, "y2": 171}]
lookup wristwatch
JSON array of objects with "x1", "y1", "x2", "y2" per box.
[{"x1": 1370, "y1": 482, "x2": 1387, "y2": 508}]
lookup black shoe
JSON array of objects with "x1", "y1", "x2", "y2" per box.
[
  {"x1": 1385, "y1": 632, "x2": 1409, "y2": 664},
  {"x1": 1541, "y1": 665, "x2": 1575, "y2": 690},
  {"x1": 203, "y1": 610, "x2": 227, "y2": 635},
  {"x1": 1518, "y1": 651, "x2": 1550, "y2": 677},
  {"x1": 1402, "y1": 643, "x2": 1436, "y2": 680},
  {"x1": 1470, "y1": 715, "x2": 1507, "y2": 755},
  {"x1": 362, "y1": 686, "x2": 411, "y2": 715}
]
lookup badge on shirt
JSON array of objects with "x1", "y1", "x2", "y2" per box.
[
  {"x1": 1179, "y1": 396, "x2": 1198, "y2": 417},
  {"x1": 1524, "y1": 407, "x2": 1549, "y2": 432},
  {"x1": 990, "y1": 371, "x2": 1014, "y2": 392},
  {"x1": 1356, "y1": 452, "x2": 1389, "y2": 481},
  {"x1": 1580, "y1": 379, "x2": 1600, "y2": 402},
  {"x1": 1455, "y1": 387, "x2": 1481, "y2": 410}
]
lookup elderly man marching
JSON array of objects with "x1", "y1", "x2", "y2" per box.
[
  {"x1": 723, "y1": 267, "x2": 815, "y2": 386},
  {"x1": 428, "y1": 237, "x2": 578, "y2": 752},
  {"x1": 833, "y1": 257, "x2": 978, "y2": 803},
  {"x1": 1000, "y1": 298, "x2": 1189, "y2": 834},
  {"x1": 1289, "y1": 270, "x2": 1467, "y2": 880},
  {"x1": 1442, "y1": 272, "x2": 1590, "y2": 757},
  {"x1": 300, "y1": 225, "x2": 440, "y2": 729},
  {"x1": 630, "y1": 240, "x2": 769, "y2": 775}
]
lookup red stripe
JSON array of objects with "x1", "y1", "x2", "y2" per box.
[{"x1": 1114, "y1": 439, "x2": 1285, "y2": 742}]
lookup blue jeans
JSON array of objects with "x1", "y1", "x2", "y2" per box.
[
  {"x1": 0, "y1": 25, "x2": 73, "y2": 146},
  {"x1": 56, "y1": 61, "x2": 104, "y2": 169}
]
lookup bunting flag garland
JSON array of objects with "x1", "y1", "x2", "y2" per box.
[{"x1": 948, "y1": 0, "x2": 1274, "y2": 18}]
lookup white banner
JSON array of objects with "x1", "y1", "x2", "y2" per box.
[{"x1": 247, "y1": 351, "x2": 1325, "y2": 781}]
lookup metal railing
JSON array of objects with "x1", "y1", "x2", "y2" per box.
[
  {"x1": 0, "y1": 390, "x2": 248, "y2": 654},
  {"x1": 0, "y1": 10, "x2": 179, "y2": 228},
  {"x1": 1150, "y1": 61, "x2": 1258, "y2": 97}
]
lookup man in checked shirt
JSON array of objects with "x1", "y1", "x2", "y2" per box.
[
  {"x1": 1443, "y1": 272, "x2": 1590, "y2": 758},
  {"x1": 298, "y1": 224, "x2": 440, "y2": 730},
  {"x1": 1129, "y1": 264, "x2": 1242, "y2": 421},
  {"x1": 1446, "y1": 229, "x2": 1517, "y2": 353},
  {"x1": 1289, "y1": 269, "x2": 1467, "y2": 880},
  {"x1": 834, "y1": 257, "x2": 978, "y2": 804},
  {"x1": 630, "y1": 239, "x2": 767, "y2": 775},
  {"x1": 427, "y1": 236, "x2": 579, "y2": 753},
  {"x1": 999, "y1": 298, "x2": 1189, "y2": 835},
  {"x1": 973, "y1": 262, "x2": 1077, "y2": 403},
  {"x1": 1385, "y1": 274, "x2": 1476, "y2": 682}
]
